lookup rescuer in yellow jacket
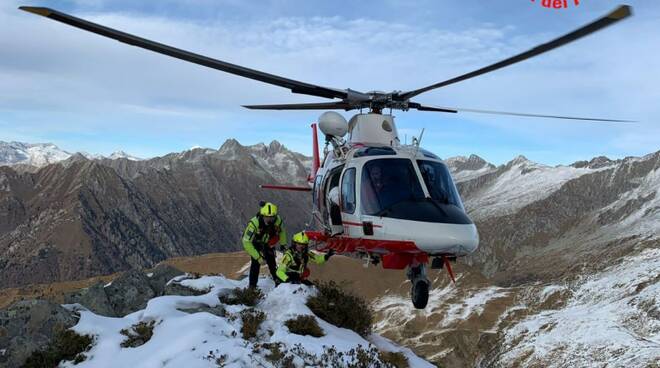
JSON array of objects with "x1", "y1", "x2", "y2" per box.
[
  {"x1": 277, "y1": 232, "x2": 334, "y2": 285},
  {"x1": 242, "y1": 202, "x2": 287, "y2": 288}
]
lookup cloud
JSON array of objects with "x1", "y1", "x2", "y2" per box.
[{"x1": 0, "y1": 0, "x2": 657, "y2": 162}]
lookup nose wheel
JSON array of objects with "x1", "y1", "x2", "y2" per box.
[{"x1": 407, "y1": 264, "x2": 429, "y2": 309}]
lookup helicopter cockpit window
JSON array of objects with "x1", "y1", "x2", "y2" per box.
[
  {"x1": 353, "y1": 146, "x2": 396, "y2": 158},
  {"x1": 361, "y1": 159, "x2": 425, "y2": 216},
  {"x1": 417, "y1": 160, "x2": 464, "y2": 209},
  {"x1": 341, "y1": 168, "x2": 356, "y2": 214},
  {"x1": 419, "y1": 149, "x2": 440, "y2": 159}
]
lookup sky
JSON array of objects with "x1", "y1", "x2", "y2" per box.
[{"x1": 1, "y1": 0, "x2": 659, "y2": 165}]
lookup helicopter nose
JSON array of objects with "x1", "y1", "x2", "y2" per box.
[{"x1": 382, "y1": 219, "x2": 479, "y2": 256}]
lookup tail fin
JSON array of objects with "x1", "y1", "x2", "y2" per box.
[{"x1": 309, "y1": 123, "x2": 321, "y2": 183}]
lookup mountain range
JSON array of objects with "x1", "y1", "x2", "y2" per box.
[
  {"x1": 0, "y1": 140, "x2": 310, "y2": 288},
  {"x1": 0, "y1": 140, "x2": 658, "y2": 367}
]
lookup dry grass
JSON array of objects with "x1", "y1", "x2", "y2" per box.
[
  {"x1": 240, "y1": 308, "x2": 266, "y2": 339},
  {"x1": 307, "y1": 281, "x2": 374, "y2": 337},
  {"x1": 120, "y1": 321, "x2": 156, "y2": 348},
  {"x1": 220, "y1": 287, "x2": 263, "y2": 307},
  {"x1": 0, "y1": 252, "x2": 250, "y2": 309},
  {"x1": 379, "y1": 351, "x2": 409, "y2": 368},
  {"x1": 22, "y1": 329, "x2": 94, "y2": 367},
  {"x1": 284, "y1": 315, "x2": 325, "y2": 337}
]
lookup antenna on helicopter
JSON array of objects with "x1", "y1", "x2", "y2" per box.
[{"x1": 413, "y1": 128, "x2": 425, "y2": 157}]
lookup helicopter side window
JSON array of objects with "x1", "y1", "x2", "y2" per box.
[
  {"x1": 361, "y1": 159, "x2": 425, "y2": 216},
  {"x1": 417, "y1": 160, "x2": 464, "y2": 210},
  {"x1": 313, "y1": 175, "x2": 324, "y2": 212},
  {"x1": 340, "y1": 168, "x2": 356, "y2": 214}
]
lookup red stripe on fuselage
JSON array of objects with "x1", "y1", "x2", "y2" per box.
[{"x1": 342, "y1": 221, "x2": 382, "y2": 228}]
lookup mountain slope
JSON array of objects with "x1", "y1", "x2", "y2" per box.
[{"x1": 0, "y1": 140, "x2": 311, "y2": 288}]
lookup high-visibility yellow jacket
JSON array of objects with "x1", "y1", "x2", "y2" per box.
[
  {"x1": 242, "y1": 215, "x2": 287, "y2": 261},
  {"x1": 276, "y1": 248, "x2": 326, "y2": 282}
]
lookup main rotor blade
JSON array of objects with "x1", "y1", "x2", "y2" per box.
[
  {"x1": 19, "y1": 6, "x2": 348, "y2": 100},
  {"x1": 420, "y1": 105, "x2": 635, "y2": 122},
  {"x1": 408, "y1": 102, "x2": 457, "y2": 113},
  {"x1": 243, "y1": 102, "x2": 355, "y2": 110},
  {"x1": 400, "y1": 5, "x2": 632, "y2": 100}
]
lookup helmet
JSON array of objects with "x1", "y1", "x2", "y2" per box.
[
  {"x1": 292, "y1": 231, "x2": 309, "y2": 245},
  {"x1": 259, "y1": 202, "x2": 278, "y2": 217}
]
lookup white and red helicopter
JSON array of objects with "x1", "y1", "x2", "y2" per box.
[{"x1": 20, "y1": 5, "x2": 632, "y2": 308}]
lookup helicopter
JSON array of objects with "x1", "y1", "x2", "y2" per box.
[{"x1": 20, "y1": 5, "x2": 632, "y2": 308}]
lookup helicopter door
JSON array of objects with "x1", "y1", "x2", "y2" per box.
[
  {"x1": 324, "y1": 165, "x2": 344, "y2": 235},
  {"x1": 339, "y1": 166, "x2": 363, "y2": 237}
]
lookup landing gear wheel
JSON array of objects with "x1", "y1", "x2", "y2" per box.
[{"x1": 411, "y1": 279, "x2": 429, "y2": 309}]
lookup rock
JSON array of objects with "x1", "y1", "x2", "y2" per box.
[
  {"x1": 63, "y1": 282, "x2": 116, "y2": 317},
  {"x1": 104, "y1": 270, "x2": 156, "y2": 316},
  {"x1": 148, "y1": 264, "x2": 185, "y2": 296},
  {"x1": 0, "y1": 299, "x2": 77, "y2": 368},
  {"x1": 164, "y1": 281, "x2": 209, "y2": 297},
  {"x1": 178, "y1": 304, "x2": 226, "y2": 317}
]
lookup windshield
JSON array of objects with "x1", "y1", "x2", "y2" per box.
[
  {"x1": 360, "y1": 158, "x2": 425, "y2": 216},
  {"x1": 417, "y1": 160, "x2": 464, "y2": 209}
]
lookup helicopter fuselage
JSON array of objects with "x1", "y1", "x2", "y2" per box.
[{"x1": 308, "y1": 113, "x2": 479, "y2": 269}]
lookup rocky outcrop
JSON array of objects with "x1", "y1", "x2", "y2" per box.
[
  {"x1": 64, "y1": 265, "x2": 186, "y2": 317},
  {"x1": 64, "y1": 282, "x2": 115, "y2": 317},
  {"x1": 0, "y1": 300, "x2": 77, "y2": 368}
]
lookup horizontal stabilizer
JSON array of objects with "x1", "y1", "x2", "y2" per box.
[{"x1": 260, "y1": 184, "x2": 311, "y2": 192}]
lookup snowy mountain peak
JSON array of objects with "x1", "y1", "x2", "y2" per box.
[
  {"x1": 571, "y1": 155, "x2": 615, "y2": 169},
  {"x1": 268, "y1": 140, "x2": 284, "y2": 153},
  {"x1": 509, "y1": 155, "x2": 533, "y2": 166},
  {"x1": 0, "y1": 141, "x2": 72, "y2": 167},
  {"x1": 218, "y1": 138, "x2": 244, "y2": 152},
  {"x1": 109, "y1": 151, "x2": 141, "y2": 161},
  {"x1": 445, "y1": 154, "x2": 493, "y2": 172}
]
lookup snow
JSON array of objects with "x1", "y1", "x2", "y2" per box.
[
  {"x1": 498, "y1": 247, "x2": 660, "y2": 367},
  {"x1": 598, "y1": 166, "x2": 660, "y2": 240},
  {"x1": 109, "y1": 151, "x2": 142, "y2": 161},
  {"x1": 451, "y1": 165, "x2": 495, "y2": 183},
  {"x1": 468, "y1": 160, "x2": 609, "y2": 219},
  {"x1": 0, "y1": 141, "x2": 71, "y2": 167},
  {"x1": 64, "y1": 274, "x2": 433, "y2": 368},
  {"x1": 372, "y1": 280, "x2": 508, "y2": 334},
  {"x1": 0, "y1": 141, "x2": 142, "y2": 167},
  {"x1": 440, "y1": 287, "x2": 509, "y2": 327}
]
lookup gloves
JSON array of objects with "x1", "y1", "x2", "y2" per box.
[
  {"x1": 255, "y1": 256, "x2": 265, "y2": 265},
  {"x1": 325, "y1": 249, "x2": 336, "y2": 261}
]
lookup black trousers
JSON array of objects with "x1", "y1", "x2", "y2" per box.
[{"x1": 249, "y1": 244, "x2": 278, "y2": 288}]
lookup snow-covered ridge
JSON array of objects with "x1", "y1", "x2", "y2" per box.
[
  {"x1": 65, "y1": 274, "x2": 433, "y2": 368},
  {"x1": 0, "y1": 141, "x2": 71, "y2": 167},
  {"x1": 0, "y1": 141, "x2": 143, "y2": 167},
  {"x1": 498, "y1": 247, "x2": 660, "y2": 367}
]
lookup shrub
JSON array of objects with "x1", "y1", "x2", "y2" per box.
[
  {"x1": 220, "y1": 287, "x2": 263, "y2": 306},
  {"x1": 379, "y1": 351, "x2": 409, "y2": 368},
  {"x1": 240, "y1": 308, "x2": 266, "y2": 339},
  {"x1": 22, "y1": 329, "x2": 94, "y2": 367},
  {"x1": 258, "y1": 342, "x2": 294, "y2": 367},
  {"x1": 120, "y1": 321, "x2": 155, "y2": 348},
  {"x1": 307, "y1": 281, "x2": 373, "y2": 337},
  {"x1": 284, "y1": 315, "x2": 325, "y2": 337}
]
